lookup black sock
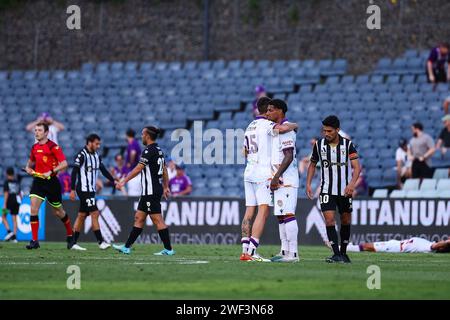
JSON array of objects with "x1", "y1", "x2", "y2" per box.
[
  {"x1": 158, "y1": 228, "x2": 172, "y2": 250},
  {"x1": 6, "y1": 229, "x2": 11, "y2": 233},
  {"x1": 74, "y1": 231, "x2": 80, "y2": 244},
  {"x1": 340, "y1": 224, "x2": 351, "y2": 254},
  {"x1": 125, "y1": 227, "x2": 143, "y2": 248},
  {"x1": 326, "y1": 226, "x2": 340, "y2": 255},
  {"x1": 93, "y1": 229, "x2": 103, "y2": 244}
]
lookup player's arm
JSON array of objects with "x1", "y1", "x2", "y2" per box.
[
  {"x1": 306, "y1": 142, "x2": 319, "y2": 199},
  {"x1": 422, "y1": 137, "x2": 436, "y2": 161},
  {"x1": 24, "y1": 159, "x2": 35, "y2": 176},
  {"x1": 49, "y1": 118, "x2": 65, "y2": 131},
  {"x1": 99, "y1": 163, "x2": 116, "y2": 184},
  {"x1": 270, "y1": 148, "x2": 294, "y2": 191},
  {"x1": 47, "y1": 160, "x2": 68, "y2": 177},
  {"x1": 344, "y1": 158, "x2": 361, "y2": 198},
  {"x1": 25, "y1": 118, "x2": 41, "y2": 132},
  {"x1": 69, "y1": 166, "x2": 79, "y2": 200},
  {"x1": 119, "y1": 163, "x2": 144, "y2": 188},
  {"x1": 274, "y1": 122, "x2": 298, "y2": 134},
  {"x1": 3, "y1": 183, "x2": 8, "y2": 211},
  {"x1": 43, "y1": 144, "x2": 67, "y2": 178},
  {"x1": 162, "y1": 165, "x2": 170, "y2": 199}
]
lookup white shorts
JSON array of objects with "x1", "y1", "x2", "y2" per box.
[
  {"x1": 373, "y1": 240, "x2": 401, "y2": 253},
  {"x1": 244, "y1": 181, "x2": 273, "y2": 207},
  {"x1": 273, "y1": 187, "x2": 298, "y2": 216}
]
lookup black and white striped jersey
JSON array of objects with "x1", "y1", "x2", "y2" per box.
[
  {"x1": 72, "y1": 147, "x2": 102, "y2": 192},
  {"x1": 310, "y1": 136, "x2": 359, "y2": 196},
  {"x1": 139, "y1": 143, "x2": 165, "y2": 196}
]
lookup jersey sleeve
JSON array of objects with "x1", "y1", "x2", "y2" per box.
[
  {"x1": 73, "y1": 152, "x2": 85, "y2": 168},
  {"x1": 51, "y1": 144, "x2": 66, "y2": 162},
  {"x1": 3, "y1": 180, "x2": 9, "y2": 193},
  {"x1": 185, "y1": 176, "x2": 192, "y2": 186},
  {"x1": 348, "y1": 141, "x2": 359, "y2": 160},
  {"x1": 29, "y1": 145, "x2": 36, "y2": 162},
  {"x1": 279, "y1": 132, "x2": 295, "y2": 151},
  {"x1": 265, "y1": 120, "x2": 278, "y2": 136},
  {"x1": 138, "y1": 148, "x2": 153, "y2": 167},
  {"x1": 428, "y1": 48, "x2": 437, "y2": 62},
  {"x1": 310, "y1": 141, "x2": 319, "y2": 163},
  {"x1": 395, "y1": 149, "x2": 402, "y2": 162}
]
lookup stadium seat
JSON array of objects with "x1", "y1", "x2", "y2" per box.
[
  {"x1": 437, "y1": 179, "x2": 450, "y2": 191},
  {"x1": 390, "y1": 190, "x2": 406, "y2": 198},
  {"x1": 402, "y1": 179, "x2": 420, "y2": 191},
  {"x1": 419, "y1": 179, "x2": 437, "y2": 191},
  {"x1": 433, "y1": 168, "x2": 449, "y2": 180},
  {"x1": 372, "y1": 189, "x2": 388, "y2": 198}
]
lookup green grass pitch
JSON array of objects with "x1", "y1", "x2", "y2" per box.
[{"x1": 0, "y1": 242, "x2": 449, "y2": 299}]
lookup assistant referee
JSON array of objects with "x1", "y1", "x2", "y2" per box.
[{"x1": 24, "y1": 122, "x2": 74, "y2": 250}]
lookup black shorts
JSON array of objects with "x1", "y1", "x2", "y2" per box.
[
  {"x1": 137, "y1": 195, "x2": 162, "y2": 215},
  {"x1": 30, "y1": 177, "x2": 62, "y2": 208},
  {"x1": 77, "y1": 191, "x2": 98, "y2": 213},
  {"x1": 319, "y1": 194, "x2": 353, "y2": 214},
  {"x1": 5, "y1": 198, "x2": 19, "y2": 215}
]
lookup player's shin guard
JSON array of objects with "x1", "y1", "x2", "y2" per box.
[
  {"x1": 93, "y1": 229, "x2": 104, "y2": 244},
  {"x1": 284, "y1": 217, "x2": 298, "y2": 258},
  {"x1": 326, "y1": 226, "x2": 340, "y2": 255},
  {"x1": 61, "y1": 214, "x2": 73, "y2": 237},
  {"x1": 248, "y1": 237, "x2": 259, "y2": 256},
  {"x1": 241, "y1": 237, "x2": 250, "y2": 254},
  {"x1": 158, "y1": 228, "x2": 172, "y2": 250},
  {"x1": 278, "y1": 220, "x2": 288, "y2": 255},
  {"x1": 125, "y1": 226, "x2": 143, "y2": 248},
  {"x1": 30, "y1": 215, "x2": 39, "y2": 241},
  {"x1": 340, "y1": 224, "x2": 351, "y2": 254}
]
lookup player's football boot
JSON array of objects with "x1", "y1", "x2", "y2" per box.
[
  {"x1": 341, "y1": 254, "x2": 351, "y2": 264},
  {"x1": 240, "y1": 253, "x2": 253, "y2": 261},
  {"x1": 270, "y1": 251, "x2": 287, "y2": 262},
  {"x1": 153, "y1": 248, "x2": 176, "y2": 256},
  {"x1": 113, "y1": 244, "x2": 131, "y2": 254},
  {"x1": 276, "y1": 256, "x2": 300, "y2": 263},
  {"x1": 325, "y1": 254, "x2": 344, "y2": 263},
  {"x1": 4, "y1": 231, "x2": 14, "y2": 241},
  {"x1": 71, "y1": 244, "x2": 87, "y2": 251},
  {"x1": 25, "y1": 240, "x2": 40, "y2": 250},
  {"x1": 251, "y1": 253, "x2": 271, "y2": 262},
  {"x1": 98, "y1": 242, "x2": 111, "y2": 250}
]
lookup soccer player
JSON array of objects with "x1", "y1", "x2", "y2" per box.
[
  {"x1": 306, "y1": 115, "x2": 361, "y2": 263},
  {"x1": 347, "y1": 237, "x2": 450, "y2": 254},
  {"x1": 69, "y1": 134, "x2": 118, "y2": 251},
  {"x1": 24, "y1": 122, "x2": 73, "y2": 249},
  {"x1": 241, "y1": 97, "x2": 297, "y2": 261},
  {"x1": 266, "y1": 99, "x2": 300, "y2": 263},
  {"x1": 113, "y1": 126, "x2": 173, "y2": 255},
  {"x1": 2, "y1": 167, "x2": 20, "y2": 242}
]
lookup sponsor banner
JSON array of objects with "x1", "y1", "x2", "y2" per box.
[
  {"x1": 0, "y1": 196, "x2": 46, "y2": 241},
  {"x1": 45, "y1": 198, "x2": 450, "y2": 245}
]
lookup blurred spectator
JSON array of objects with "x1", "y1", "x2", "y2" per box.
[
  {"x1": 58, "y1": 168, "x2": 71, "y2": 195},
  {"x1": 169, "y1": 164, "x2": 192, "y2": 197},
  {"x1": 426, "y1": 43, "x2": 450, "y2": 83},
  {"x1": 166, "y1": 156, "x2": 177, "y2": 180},
  {"x1": 395, "y1": 138, "x2": 412, "y2": 188},
  {"x1": 299, "y1": 137, "x2": 320, "y2": 174},
  {"x1": 436, "y1": 114, "x2": 450, "y2": 156},
  {"x1": 443, "y1": 96, "x2": 450, "y2": 114},
  {"x1": 111, "y1": 153, "x2": 129, "y2": 195},
  {"x1": 409, "y1": 123, "x2": 435, "y2": 179},
  {"x1": 26, "y1": 112, "x2": 65, "y2": 144},
  {"x1": 252, "y1": 85, "x2": 267, "y2": 118},
  {"x1": 125, "y1": 129, "x2": 142, "y2": 196},
  {"x1": 2, "y1": 167, "x2": 20, "y2": 242}
]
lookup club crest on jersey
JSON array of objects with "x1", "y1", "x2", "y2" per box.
[
  {"x1": 277, "y1": 200, "x2": 283, "y2": 207},
  {"x1": 42, "y1": 156, "x2": 48, "y2": 163}
]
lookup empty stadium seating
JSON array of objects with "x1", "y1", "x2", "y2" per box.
[{"x1": 0, "y1": 49, "x2": 449, "y2": 197}]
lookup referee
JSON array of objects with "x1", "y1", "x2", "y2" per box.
[
  {"x1": 306, "y1": 115, "x2": 361, "y2": 263},
  {"x1": 69, "y1": 133, "x2": 117, "y2": 251},
  {"x1": 113, "y1": 126, "x2": 173, "y2": 255},
  {"x1": 24, "y1": 122, "x2": 74, "y2": 249}
]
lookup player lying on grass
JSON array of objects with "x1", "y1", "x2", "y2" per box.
[
  {"x1": 24, "y1": 122, "x2": 74, "y2": 250},
  {"x1": 347, "y1": 237, "x2": 450, "y2": 253},
  {"x1": 241, "y1": 97, "x2": 298, "y2": 262},
  {"x1": 69, "y1": 134, "x2": 118, "y2": 251},
  {"x1": 266, "y1": 99, "x2": 300, "y2": 263},
  {"x1": 114, "y1": 126, "x2": 173, "y2": 255}
]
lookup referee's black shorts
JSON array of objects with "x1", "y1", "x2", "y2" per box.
[
  {"x1": 30, "y1": 176, "x2": 62, "y2": 208},
  {"x1": 77, "y1": 190, "x2": 98, "y2": 214},
  {"x1": 137, "y1": 194, "x2": 162, "y2": 215},
  {"x1": 319, "y1": 194, "x2": 353, "y2": 214}
]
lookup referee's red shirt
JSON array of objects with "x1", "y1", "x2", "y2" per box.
[{"x1": 29, "y1": 140, "x2": 66, "y2": 176}]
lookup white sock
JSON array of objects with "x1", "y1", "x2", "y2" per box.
[
  {"x1": 241, "y1": 237, "x2": 250, "y2": 254},
  {"x1": 278, "y1": 221, "x2": 289, "y2": 256},
  {"x1": 285, "y1": 217, "x2": 298, "y2": 258},
  {"x1": 347, "y1": 243, "x2": 361, "y2": 252},
  {"x1": 248, "y1": 237, "x2": 259, "y2": 256}
]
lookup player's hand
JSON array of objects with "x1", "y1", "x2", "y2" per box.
[
  {"x1": 116, "y1": 180, "x2": 125, "y2": 190},
  {"x1": 25, "y1": 167, "x2": 34, "y2": 176},
  {"x1": 42, "y1": 171, "x2": 52, "y2": 178},
  {"x1": 69, "y1": 190, "x2": 76, "y2": 201},
  {"x1": 430, "y1": 75, "x2": 435, "y2": 83},
  {"x1": 270, "y1": 176, "x2": 280, "y2": 191},
  {"x1": 306, "y1": 185, "x2": 314, "y2": 200},
  {"x1": 344, "y1": 183, "x2": 355, "y2": 197},
  {"x1": 163, "y1": 187, "x2": 171, "y2": 200}
]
